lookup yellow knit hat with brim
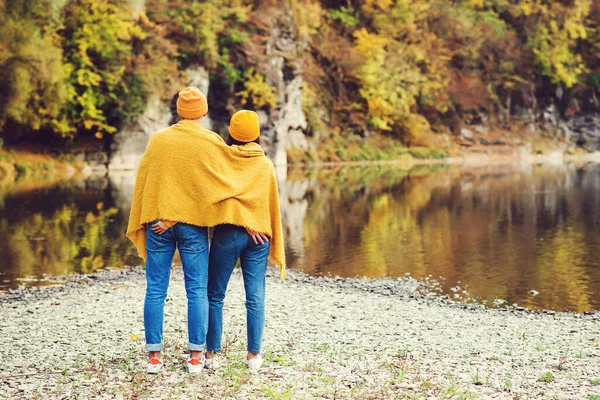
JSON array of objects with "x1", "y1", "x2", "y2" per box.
[
  {"x1": 177, "y1": 87, "x2": 208, "y2": 119},
  {"x1": 229, "y1": 110, "x2": 260, "y2": 142}
]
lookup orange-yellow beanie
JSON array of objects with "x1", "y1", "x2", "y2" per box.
[
  {"x1": 229, "y1": 110, "x2": 260, "y2": 142},
  {"x1": 177, "y1": 87, "x2": 208, "y2": 119}
]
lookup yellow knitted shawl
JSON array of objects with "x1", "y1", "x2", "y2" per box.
[{"x1": 126, "y1": 119, "x2": 286, "y2": 278}]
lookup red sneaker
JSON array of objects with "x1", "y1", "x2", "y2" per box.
[
  {"x1": 147, "y1": 357, "x2": 163, "y2": 374},
  {"x1": 186, "y1": 354, "x2": 205, "y2": 373}
]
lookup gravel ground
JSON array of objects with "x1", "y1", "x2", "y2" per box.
[{"x1": 0, "y1": 267, "x2": 599, "y2": 400}]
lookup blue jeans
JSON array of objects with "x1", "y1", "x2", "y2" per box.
[
  {"x1": 144, "y1": 222, "x2": 209, "y2": 352},
  {"x1": 207, "y1": 224, "x2": 270, "y2": 355}
]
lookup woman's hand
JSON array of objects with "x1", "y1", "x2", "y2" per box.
[
  {"x1": 151, "y1": 220, "x2": 169, "y2": 235},
  {"x1": 245, "y1": 228, "x2": 269, "y2": 245}
]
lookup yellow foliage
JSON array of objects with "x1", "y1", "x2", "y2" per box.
[
  {"x1": 467, "y1": 0, "x2": 484, "y2": 8},
  {"x1": 400, "y1": 114, "x2": 431, "y2": 144},
  {"x1": 353, "y1": 29, "x2": 388, "y2": 59},
  {"x1": 351, "y1": 2, "x2": 449, "y2": 139},
  {"x1": 0, "y1": 2, "x2": 66, "y2": 133},
  {"x1": 365, "y1": 0, "x2": 393, "y2": 11},
  {"x1": 291, "y1": 0, "x2": 323, "y2": 36},
  {"x1": 527, "y1": 0, "x2": 592, "y2": 87},
  {"x1": 237, "y1": 68, "x2": 277, "y2": 109}
]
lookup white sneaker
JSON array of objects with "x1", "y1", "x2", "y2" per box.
[
  {"x1": 246, "y1": 354, "x2": 263, "y2": 370},
  {"x1": 205, "y1": 356, "x2": 220, "y2": 370},
  {"x1": 186, "y1": 354, "x2": 205, "y2": 373},
  {"x1": 147, "y1": 357, "x2": 163, "y2": 374}
]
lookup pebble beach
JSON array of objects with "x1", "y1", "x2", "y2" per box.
[{"x1": 1, "y1": 266, "x2": 599, "y2": 399}]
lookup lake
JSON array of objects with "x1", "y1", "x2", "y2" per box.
[{"x1": 1, "y1": 162, "x2": 599, "y2": 312}]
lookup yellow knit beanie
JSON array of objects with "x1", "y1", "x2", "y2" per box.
[
  {"x1": 229, "y1": 110, "x2": 260, "y2": 142},
  {"x1": 177, "y1": 87, "x2": 208, "y2": 119}
]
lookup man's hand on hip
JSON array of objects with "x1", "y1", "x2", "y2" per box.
[{"x1": 151, "y1": 221, "x2": 169, "y2": 235}]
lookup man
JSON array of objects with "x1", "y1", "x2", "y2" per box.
[{"x1": 128, "y1": 87, "x2": 213, "y2": 373}]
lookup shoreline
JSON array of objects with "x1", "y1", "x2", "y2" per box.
[
  {"x1": 1, "y1": 265, "x2": 598, "y2": 399},
  {"x1": 3, "y1": 146, "x2": 600, "y2": 184},
  {"x1": 287, "y1": 149, "x2": 600, "y2": 169},
  {"x1": 3, "y1": 265, "x2": 599, "y2": 316}
]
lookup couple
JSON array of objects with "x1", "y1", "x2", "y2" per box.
[{"x1": 127, "y1": 87, "x2": 285, "y2": 374}]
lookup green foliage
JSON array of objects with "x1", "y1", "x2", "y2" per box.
[
  {"x1": 523, "y1": 0, "x2": 592, "y2": 88},
  {"x1": 149, "y1": 0, "x2": 251, "y2": 69},
  {"x1": 0, "y1": 0, "x2": 178, "y2": 141},
  {"x1": 301, "y1": 0, "x2": 599, "y2": 143},
  {"x1": 59, "y1": 0, "x2": 147, "y2": 138},
  {"x1": 327, "y1": 7, "x2": 358, "y2": 30},
  {"x1": 538, "y1": 372, "x2": 553, "y2": 383},
  {"x1": 14, "y1": 164, "x2": 31, "y2": 175},
  {"x1": 352, "y1": 1, "x2": 450, "y2": 138},
  {"x1": 0, "y1": 0, "x2": 66, "y2": 136}
]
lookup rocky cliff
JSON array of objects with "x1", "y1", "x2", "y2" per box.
[
  {"x1": 258, "y1": 9, "x2": 309, "y2": 166},
  {"x1": 568, "y1": 114, "x2": 600, "y2": 152}
]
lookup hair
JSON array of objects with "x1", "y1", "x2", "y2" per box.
[{"x1": 225, "y1": 134, "x2": 261, "y2": 146}]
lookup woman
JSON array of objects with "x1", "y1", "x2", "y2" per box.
[
  {"x1": 151, "y1": 110, "x2": 282, "y2": 371},
  {"x1": 205, "y1": 110, "x2": 275, "y2": 370}
]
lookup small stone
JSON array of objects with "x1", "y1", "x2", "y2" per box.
[
  {"x1": 73, "y1": 152, "x2": 86, "y2": 162},
  {"x1": 18, "y1": 384, "x2": 36, "y2": 392},
  {"x1": 475, "y1": 126, "x2": 489, "y2": 134},
  {"x1": 460, "y1": 128, "x2": 474, "y2": 140}
]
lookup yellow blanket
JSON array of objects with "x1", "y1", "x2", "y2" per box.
[{"x1": 126, "y1": 119, "x2": 286, "y2": 278}]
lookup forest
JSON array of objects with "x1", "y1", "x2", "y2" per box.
[{"x1": 1, "y1": 0, "x2": 599, "y2": 150}]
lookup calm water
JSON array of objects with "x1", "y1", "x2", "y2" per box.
[{"x1": 1, "y1": 163, "x2": 599, "y2": 312}]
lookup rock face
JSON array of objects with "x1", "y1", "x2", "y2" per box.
[
  {"x1": 126, "y1": 0, "x2": 145, "y2": 16},
  {"x1": 109, "y1": 67, "x2": 221, "y2": 171},
  {"x1": 185, "y1": 66, "x2": 217, "y2": 132},
  {"x1": 108, "y1": 94, "x2": 172, "y2": 171},
  {"x1": 260, "y1": 11, "x2": 309, "y2": 165},
  {"x1": 568, "y1": 113, "x2": 600, "y2": 151},
  {"x1": 276, "y1": 173, "x2": 311, "y2": 264}
]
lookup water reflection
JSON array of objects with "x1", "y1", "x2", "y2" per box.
[
  {"x1": 284, "y1": 163, "x2": 600, "y2": 312},
  {"x1": 1, "y1": 163, "x2": 599, "y2": 312},
  {"x1": 0, "y1": 180, "x2": 138, "y2": 287}
]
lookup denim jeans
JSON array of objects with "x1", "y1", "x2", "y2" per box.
[
  {"x1": 207, "y1": 224, "x2": 270, "y2": 354},
  {"x1": 144, "y1": 222, "x2": 209, "y2": 352}
]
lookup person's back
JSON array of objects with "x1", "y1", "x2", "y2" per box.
[
  {"x1": 127, "y1": 86, "x2": 219, "y2": 374},
  {"x1": 136, "y1": 121, "x2": 229, "y2": 218}
]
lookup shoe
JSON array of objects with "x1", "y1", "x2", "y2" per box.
[
  {"x1": 246, "y1": 354, "x2": 263, "y2": 370},
  {"x1": 147, "y1": 357, "x2": 163, "y2": 374},
  {"x1": 205, "y1": 356, "x2": 220, "y2": 370},
  {"x1": 187, "y1": 354, "x2": 205, "y2": 373}
]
